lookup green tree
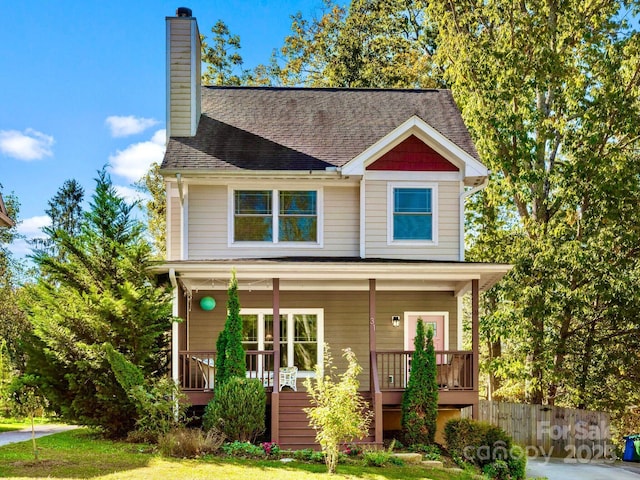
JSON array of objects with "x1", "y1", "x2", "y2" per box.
[
  {"x1": 0, "y1": 188, "x2": 29, "y2": 375},
  {"x1": 215, "y1": 270, "x2": 244, "y2": 386},
  {"x1": 402, "y1": 318, "x2": 438, "y2": 445},
  {"x1": 104, "y1": 343, "x2": 188, "y2": 442},
  {"x1": 427, "y1": 0, "x2": 640, "y2": 408},
  {"x1": 8, "y1": 374, "x2": 49, "y2": 460},
  {"x1": 23, "y1": 169, "x2": 173, "y2": 437},
  {"x1": 272, "y1": 0, "x2": 439, "y2": 88},
  {"x1": 31, "y1": 179, "x2": 84, "y2": 257},
  {"x1": 202, "y1": 20, "x2": 249, "y2": 86},
  {"x1": 136, "y1": 162, "x2": 165, "y2": 258},
  {"x1": 304, "y1": 346, "x2": 372, "y2": 474}
]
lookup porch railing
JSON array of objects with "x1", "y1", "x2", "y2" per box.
[
  {"x1": 178, "y1": 350, "x2": 275, "y2": 391},
  {"x1": 375, "y1": 350, "x2": 474, "y2": 391}
]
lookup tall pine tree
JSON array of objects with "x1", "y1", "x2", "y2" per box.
[
  {"x1": 24, "y1": 169, "x2": 173, "y2": 437},
  {"x1": 215, "y1": 270, "x2": 245, "y2": 386}
]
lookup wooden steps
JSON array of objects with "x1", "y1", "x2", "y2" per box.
[
  {"x1": 277, "y1": 391, "x2": 376, "y2": 450},
  {"x1": 278, "y1": 392, "x2": 317, "y2": 449}
]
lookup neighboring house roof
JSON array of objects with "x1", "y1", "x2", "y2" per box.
[
  {"x1": 162, "y1": 87, "x2": 481, "y2": 173},
  {"x1": 0, "y1": 192, "x2": 14, "y2": 228}
]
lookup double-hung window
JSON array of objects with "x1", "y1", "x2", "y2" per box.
[
  {"x1": 240, "y1": 309, "x2": 324, "y2": 375},
  {"x1": 388, "y1": 183, "x2": 438, "y2": 244},
  {"x1": 232, "y1": 189, "x2": 320, "y2": 244}
]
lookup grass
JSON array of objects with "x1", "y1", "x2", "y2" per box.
[{"x1": 0, "y1": 429, "x2": 479, "y2": 479}]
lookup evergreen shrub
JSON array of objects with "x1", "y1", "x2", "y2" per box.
[
  {"x1": 444, "y1": 418, "x2": 526, "y2": 479},
  {"x1": 401, "y1": 318, "x2": 438, "y2": 445},
  {"x1": 203, "y1": 377, "x2": 265, "y2": 442}
]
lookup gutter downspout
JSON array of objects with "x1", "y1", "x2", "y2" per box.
[
  {"x1": 459, "y1": 176, "x2": 489, "y2": 262},
  {"x1": 359, "y1": 177, "x2": 366, "y2": 259},
  {"x1": 169, "y1": 268, "x2": 179, "y2": 384},
  {"x1": 176, "y1": 173, "x2": 184, "y2": 205}
]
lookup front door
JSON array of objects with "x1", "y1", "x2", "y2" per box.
[{"x1": 404, "y1": 312, "x2": 448, "y2": 363}]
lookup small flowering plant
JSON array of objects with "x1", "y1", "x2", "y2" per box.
[
  {"x1": 343, "y1": 443, "x2": 362, "y2": 457},
  {"x1": 261, "y1": 441, "x2": 281, "y2": 456}
]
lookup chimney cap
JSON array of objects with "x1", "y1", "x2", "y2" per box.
[{"x1": 176, "y1": 7, "x2": 192, "y2": 17}]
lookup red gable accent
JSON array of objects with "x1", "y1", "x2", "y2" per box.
[{"x1": 366, "y1": 135, "x2": 459, "y2": 171}]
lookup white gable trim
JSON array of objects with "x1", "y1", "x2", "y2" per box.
[{"x1": 340, "y1": 116, "x2": 487, "y2": 182}]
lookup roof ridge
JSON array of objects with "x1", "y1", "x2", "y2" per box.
[{"x1": 202, "y1": 85, "x2": 443, "y2": 93}]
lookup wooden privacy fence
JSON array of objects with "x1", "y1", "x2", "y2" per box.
[{"x1": 462, "y1": 400, "x2": 612, "y2": 459}]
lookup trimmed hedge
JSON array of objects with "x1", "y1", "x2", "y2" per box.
[{"x1": 444, "y1": 418, "x2": 526, "y2": 480}]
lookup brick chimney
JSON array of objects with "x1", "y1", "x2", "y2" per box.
[{"x1": 166, "y1": 7, "x2": 201, "y2": 138}]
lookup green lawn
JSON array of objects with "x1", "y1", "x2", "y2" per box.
[{"x1": 0, "y1": 429, "x2": 479, "y2": 479}]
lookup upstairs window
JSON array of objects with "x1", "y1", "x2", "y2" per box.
[
  {"x1": 232, "y1": 189, "x2": 320, "y2": 244},
  {"x1": 388, "y1": 183, "x2": 438, "y2": 244},
  {"x1": 234, "y1": 191, "x2": 272, "y2": 241},
  {"x1": 279, "y1": 191, "x2": 317, "y2": 241}
]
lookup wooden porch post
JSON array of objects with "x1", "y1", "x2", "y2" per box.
[
  {"x1": 271, "y1": 278, "x2": 280, "y2": 443},
  {"x1": 472, "y1": 279, "x2": 479, "y2": 420},
  {"x1": 369, "y1": 279, "x2": 376, "y2": 353},
  {"x1": 369, "y1": 279, "x2": 383, "y2": 445}
]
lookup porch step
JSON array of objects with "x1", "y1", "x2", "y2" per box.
[
  {"x1": 277, "y1": 391, "x2": 376, "y2": 450},
  {"x1": 278, "y1": 392, "x2": 316, "y2": 450}
]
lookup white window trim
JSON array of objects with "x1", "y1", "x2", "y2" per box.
[
  {"x1": 228, "y1": 187, "x2": 324, "y2": 248},
  {"x1": 387, "y1": 182, "x2": 438, "y2": 246},
  {"x1": 240, "y1": 308, "x2": 324, "y2": 377}
]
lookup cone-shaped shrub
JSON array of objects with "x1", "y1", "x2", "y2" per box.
[{"x1": 401, "y1": 318, "x2": 438, "y2": 445}]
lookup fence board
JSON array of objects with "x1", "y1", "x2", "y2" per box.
[{"x1": 470, "y1": 400, "x2": 611, "y2": 459}]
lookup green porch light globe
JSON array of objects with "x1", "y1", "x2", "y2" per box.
[{"x1": 200, "y1": 296, "x2": 216, "y2": 311}]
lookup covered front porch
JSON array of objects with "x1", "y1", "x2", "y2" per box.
[{"x1": 158, "y1": 259, "x2": 510, "y2": 447}]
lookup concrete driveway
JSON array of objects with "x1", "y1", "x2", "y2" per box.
[
  {"x1": 0, "y1": 424, "x2": 78, "y2": 447},
  {"x1": 527, "y1": 456, "x2": 640, "y2": 479}
]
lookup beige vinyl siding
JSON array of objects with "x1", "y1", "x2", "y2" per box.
[
  {"x1": 374, "y1": 291, "x2": 458, "y2": 351},
  {"x1": 322, "y1": 186, "x2": 359, "y2": 256},
  {"x1": 365, "y1": 180, "x2": 460, "y2": 260},
  {"x1": 188, "y1": 185, "x2": 227, "y2": 259},
  {"x1": 187, "y1": 289, "x2": 457, "y2": 388},
  {"x1": 187, "y1": 184, "x2": 359, "y2": 259},
  {"x1": 168, "y1": 187, "x2": 182, "y2": 260}
]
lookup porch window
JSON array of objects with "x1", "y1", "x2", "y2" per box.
[
  {"x1": 232, "y1": 189, "x2": 321, "y2": 244},
  {"x1": 388, "y1": 183, "x2": 438, "y2": 244},
  {"x1": 240, "y1": 309, "x2": 324, "y2": 374}
]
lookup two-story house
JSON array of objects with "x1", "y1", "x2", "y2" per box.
[{"x1": 155, "y1": 8, "x2": 510, "y2": 448}]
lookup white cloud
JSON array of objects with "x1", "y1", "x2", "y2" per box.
[
  {"x1": 17, "y1": 215, "x2": 51, "y2": 236},
  {"x1": 8, "y1": 215, "x2": 51, "y2": 257},
  {"x1": 114, "y1": 185, "x2": 150, "y2": 203},
  {"x1": 108, "y1": 129, "x2": 166, "y2": 182},
  {"x1": 0, "y1": 128, "x2": 54, "y2": 161},
  {"x1": 105, "y1": 115, "x2": 159, "y2": 137},
  {"x1": 9, "y1": 239, "x2": 32, "y2": 257}
]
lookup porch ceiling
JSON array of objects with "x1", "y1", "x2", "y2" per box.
[{"x1": 152, "y1": 259, "x2": 511, "y2": 294}]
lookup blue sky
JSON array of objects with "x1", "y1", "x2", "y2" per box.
[{"x1": 0, "y1": 0, "x2": 331, "y2": 256}]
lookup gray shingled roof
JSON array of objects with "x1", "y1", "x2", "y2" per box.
[{"x1": 162, "y1": 87, "x2": 479, "y2": 172}]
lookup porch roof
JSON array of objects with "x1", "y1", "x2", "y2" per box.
[{"x1": 151, "y1": 257, "x2": 512, "y2": 294}]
